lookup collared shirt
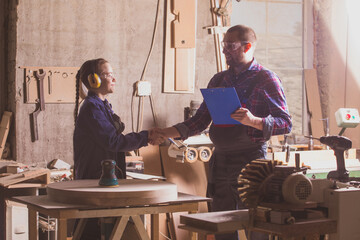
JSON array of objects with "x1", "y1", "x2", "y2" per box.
[
  {"x1": 174, "y1": 59, "x2": 292, "y2": 143},
  {"x1": 73, "y1": 91, "x2": 148, "y2": 179}
]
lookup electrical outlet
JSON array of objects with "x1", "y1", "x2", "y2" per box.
[{"x1": 136, "y1": 81, "x2": 151, "y2": 96}]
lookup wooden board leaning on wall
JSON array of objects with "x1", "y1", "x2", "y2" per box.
[
  {"x1": 163, "y1": 0, "x2": 196, "y2": 93},
  {"x1": 0, "y1": 111, "x2": 12, "y2": 159}
]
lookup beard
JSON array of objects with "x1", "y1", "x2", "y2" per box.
[{"x1": 225, "y1": 54, "x2": 235, "y2": 66}]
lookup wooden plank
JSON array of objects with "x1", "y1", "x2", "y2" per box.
[
  {"x1": 345, "y1": 15, "x2": 360, "y2": 148},
  {"x1": 12, "y1": 194, "x2": 206, "y2": 213},
  {"x1": 110, "y1": 216, "x2": 129, "y2": 240},
  {"x1": 46, "y1": 179, "x2": 178, "y2": 207},
  {"x1": 163, "y1": 1, "x2": 176, "y2": 93},
  {"x1": 126, "y1": 156, "x2": 143, "y2": 162},
  {"x1": 138, "y1": 145, "x2": 162, "y2": 176},
  {"x1": 304, "y1": 69, "x2": 324, "y2": 142},
  {"x1": 175, "y1": 49, "x2": 191, "y2": 91},
  {"x1": 7, "y1": 183, "x2": 46, "y2": 189},
  {"x1": 5, "y1": 164, "x2": 22, "y2": 174},
  {"x1": 0, "y1": 111, "x2": 12, "y2": 159},
  {"x1": 163, "y1": 0, "x2": 195, "y2": 93},
  {"x1": 132, "y1": 215, "x2": 150, "y2": 240},
  {"x1": 73, "y1": 218, "x2": 87, "y2": 239},
  {"x1": 171, "y1": 0, "x2": 196, "y2": 48},
  {"x1": 28, "y1": 209, "x2": 38, "y2": 240},
  {"x1": 160, "y1": 146, "x2": 208, "y2": 208},
  {"x1": 180, "y1": 212, "x2": 336, "y2": 238},
  {"x1": 160, "y1": 146, "x2": 209, "y2": 240},
  {"x1": 253, "y1": 218, "x2": 337, "y2": 237},
  {"x1": 272, "y1": 149, "x2": 359, "y2": 172},
  {"x1": 151, "y1": 214, "x2": 160, "y2": 239},
  {"x1": 0, "y1": 159, "x2": 17, "y2": 168},
  {"x1": 167, "y1": 213, "x2": 177, "y2": 240},
  {"x1": 180, "y1": 210, "x2": 249, "y2": 232},
  {"x1": 0, "y1": 168, "x2": 50, "y2": 187},
  {"x1": 57, "y1": 218, "x2": 68, "y2": 240}
]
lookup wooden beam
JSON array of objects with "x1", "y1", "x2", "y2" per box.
[
  {"x1": 0, "y1": 111, "x2": 12, "y2": 159},
  {"x1": 171, "y1": 0, "x2": 196, "y2": 48},
  {"x1": 304, "y1": 69, "x2": 324, "y2": 141},
  {"x1": 163, "y1": 0, "x2": 195, "y2": 93}
]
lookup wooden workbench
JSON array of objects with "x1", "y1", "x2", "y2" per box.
[
  {"x1": 0, "y1": 168, "x2": 50, "y2": 240},
  {"x1": 179, "y1": 210, "x2": 337, "y2": 240},
  {"x1": 12, "y1": 192, "x2": 210, "y2": 240}
]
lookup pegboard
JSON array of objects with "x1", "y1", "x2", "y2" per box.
[{"x1": 23, "y1": 67, "x2": 79, "y2": 104}]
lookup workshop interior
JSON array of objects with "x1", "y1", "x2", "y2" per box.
[{"x1": 1, "y1": 0, "x2": 360, "y2": 240}]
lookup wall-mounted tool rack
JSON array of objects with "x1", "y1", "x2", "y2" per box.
[{"x1": 22, "y1": 67, "x2": 79, "y2": 104}]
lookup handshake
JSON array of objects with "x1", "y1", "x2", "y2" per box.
[{"x1": 147, "y1": 127, "x2": 179, "y2": 145}]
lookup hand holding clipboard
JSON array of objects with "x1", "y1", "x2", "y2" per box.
[{"x1": 200, "y1": 87, "x2": 242, "y2": 125}]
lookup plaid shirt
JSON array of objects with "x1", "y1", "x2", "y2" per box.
[{"x1": 175, "y1": 59, "x2": 292, "y2": 143}]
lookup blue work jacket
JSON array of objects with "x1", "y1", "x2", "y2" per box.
[{"x1": 73, "y1": 92, "x2": 148, "y2": 179}]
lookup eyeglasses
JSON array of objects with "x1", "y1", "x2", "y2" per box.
[
  {"x1": 221, "y1": 41, "x2": 249, "y2": 51},
  {"x1": 101, "y1": 72, "x2": 115, "y2": 80}
]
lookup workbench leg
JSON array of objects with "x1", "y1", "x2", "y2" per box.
[
  {"x1": 190, "y1": 231, "x2": 197, "y2": 240},
  {"x1": 166, "y1": 213, "x2": 177, "y2": 240},
  {"x1": 151, "y1": 214, "x2": 159, "y2": 240},
  {"x1": 198, "y1": 233, "x2": 207, "y2": 240},
  {"x1": 28, "y1": 209, "x2": 38, "y2": 240},
  {"x1": 189, "y1": 210, "x2": 198, "y2": 240},
  {"x1": 57, "y1": 218, "x2": 68, "y2": 240},
  {"x1": 132, "y1": 215, "x2": 150, "y2": 240},
  {"x1": 73, "y1": 218, "x2": 87, "y2": 240},
  {"x1": 110, "y1": 216, "x2": 129, "y2": 240}
]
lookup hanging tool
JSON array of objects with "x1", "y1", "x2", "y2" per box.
[
  {"x1": 29, "y1": 70, "x2": 46, "y2": 142},
  {"x1": 25, "y1": 75, "x2": 31, "y2": 103},
  {"x1": 47, "y1": 70, "x2": 53, "y2": 94}
]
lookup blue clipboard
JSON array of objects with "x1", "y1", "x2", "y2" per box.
[{"x1": 200, "y1": 87, "x2": 242, "y2": 125}]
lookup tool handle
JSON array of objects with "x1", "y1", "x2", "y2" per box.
[
  {"x1": 35, "y1": 70, "x2": 46, "y2": 111},
  {"x1": 25, "y1": 76, "x2": 31, "y2": 103},
  {"x1": 30, "y1": 107, "x2": 40, "y2": 142},
  {"x1": 38, "y1": 74, "x2": 45, "y2": 111},
  {"x1": 335, "y1": 150, "x2": 346, "y2": 172}
]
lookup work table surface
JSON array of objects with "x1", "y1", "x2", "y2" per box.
[{"x1": 12, "y1": 192, "x2": 210, "y2": 210}]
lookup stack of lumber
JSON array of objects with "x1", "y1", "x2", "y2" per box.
[{"x1": 0, "y1": 168, "x2": 50, "y2": 188}]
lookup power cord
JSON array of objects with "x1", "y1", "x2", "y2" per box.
[
  {"x1": 115, "y1": 164, "x2": 125, "y2": 179},
  {"x1": 131, "y1": 0, "x2": 161, "y2": 134},
  {"x1": 159, "y1": 231, "x2": 172, "y2": 240}
]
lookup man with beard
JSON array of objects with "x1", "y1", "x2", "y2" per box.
[{"x1": 158, "y1": 25, "x2": 292, "y2": 240}]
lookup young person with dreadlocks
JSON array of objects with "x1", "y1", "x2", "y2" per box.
[{"x1": 73, "y1": 58, "x2": 163, "y2": 239}]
